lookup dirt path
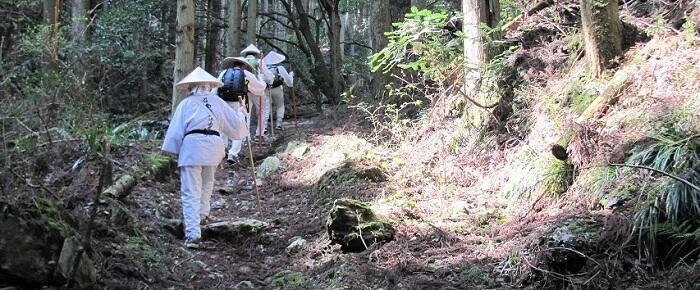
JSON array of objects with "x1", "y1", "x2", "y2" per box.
[{"x1": 146, "y1": 118, "x2": 334, "y2": 289}]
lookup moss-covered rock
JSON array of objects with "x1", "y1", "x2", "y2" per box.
[
  {"x1": 0, "y1": 198, "x2": 80, "y2": 286},
  {"x1": 539, "y1": 218, "x2": 602, "y2": 274},
  {"x1": 314, "y1": 162, "x2": 387, "y2": 195},
  {"x1": 266, "y1": 270, "x2": 307, "y2": 290},
  {"x1": 326, "y1": 198, "x2": 395, "y2": 253},
  {"x1": 202, "y1": 219, "x2": 268, "y2": 241}
]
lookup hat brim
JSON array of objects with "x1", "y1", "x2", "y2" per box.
[
  {"x1": 175, "y1": 80, "x2": 224, "y2": 90},
  {"x1": 241, "y1": 44, "x2": 261, "y2": 56},
  {"x1": 222, "y1": 57, "x2": 254, "y2": 71}
]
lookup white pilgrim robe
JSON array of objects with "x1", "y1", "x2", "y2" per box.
[{"x1": 161, "y1": 91, "x2": 248, "y2": 167}]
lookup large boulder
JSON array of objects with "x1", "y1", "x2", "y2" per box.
[
  {"x1": 326, "y1": 199, "x2": 395, "y2": 253},
  {"x1": 0, "y1": 198, "x2": 90, "y2": 287}
]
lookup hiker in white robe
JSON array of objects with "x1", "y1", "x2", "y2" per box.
[
  {"x1": 213, "y1": 57, "x2": 268, "y2": 163},
  {"x1": 241, "y1": 44, "x2": 274, "y2": 139},
  {"x1": 161, "y1": 67, "x2": 248, "y2": 248},
  {"x1": 268, "y1": 65, "x2": 294, "y2": 130}
]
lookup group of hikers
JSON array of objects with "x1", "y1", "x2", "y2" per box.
[{"x1": 161, "y1": 44, "x2": 294, "y2": 248}]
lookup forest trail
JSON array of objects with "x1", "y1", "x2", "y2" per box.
[
  {"x1": 159, "y1": 120, "x2": 322, "y2": 288},
  {"x1": 132, "y1": 113, "x2": 504, "y2": 289},
  {"x1": 132, "y1": 116, "x2": 376, "y2": 289}
]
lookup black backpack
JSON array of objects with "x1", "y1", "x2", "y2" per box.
[
  {"x1": 271, "y1": 67, "x2": 284, "y2": 88},
  {"x1": 218, "y1": 67, "x2": 247, "y2": 102}
]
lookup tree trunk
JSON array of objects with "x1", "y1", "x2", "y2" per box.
[
  {"x1": 226, "y1": 0, "x2": 242, "y2": 55},
  {"x1": 246, "y1": 0, "x2": 258, "y2": 44},
  {"x1": 581, "y1": 0, "x2": 622, "y2": 77},
  {"x1": 371, "y1": 0, "x2": 390, "y2": 97},
  {"x1": 70, "y1": 0, "x2": 89, "y2": 42},
  {"x1": 320, "y1": 0, "x2": 342, "y2": 104},
  {"x1": 411, "y1": 0, "x2": 426, "y2": 9},
  {"x1": 292, "y1": 0, "x2": 337, "y2": 105},
  {"x1": 171, "y1": 0, "x2": 195, "y2": 114},
  {"x1": 340, "y1": 12, "x2": 350, "y2": 59},
  {"x1": 463, "y1": 0, "x2": 500, "y2": 124},
  {"x1": 205, "y1": 0, "x2": 221, "y2": 72},
  {"x1": 43, "y1": 0, "x2": 60, "y2": 69}
]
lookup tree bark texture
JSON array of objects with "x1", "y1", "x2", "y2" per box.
[
  {"x1": 246, "y1": 0, "x2": 258, "y2": 44},
  {"x1": 319, "y1": 0, "x2": 342, "y2": 104},
  {"x1": 43, "y1": 0, "x2": 60, "y2": 68},
  {"x1": 371, "y1": 0, "x2": 390, "y2": 96},
  {"x1": 71, "y1": 0, "x2": 89, "y2": 42},
  {"x1": 205, "y1": 0, "x2": 221, "y2": 72},
  {"x1": 226, "y1": 0, "x2": 242, "y2": 55},
  {"x1": 172, "y1": 0, "x2": 195, "y2": 114},
  {"x1": 581, "y1": 0, "x2": 622, "y2": 77},
  {"x1": 463, "y1": 0, "x2": 500, "y2": 125},
  {"x1": 292, "y1": 0, "x2": 337, "y2": 104}
]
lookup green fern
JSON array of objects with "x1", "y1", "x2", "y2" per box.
[{"x1": 630, "y1": 131, "x2": 700, "y2": 266}]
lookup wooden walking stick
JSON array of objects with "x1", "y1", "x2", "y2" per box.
[
  {"x1": 290, "y1": 64, "x2": 298, "y2": 129},
  {"x1": 269, "y1": 88, "x2": 275, "y2": 138},
  {"x1": 258, "y1": 94, "x2": 264, "y2": 145},
  {"x1": 240, "y1": 96, "x2": 262, "y2": 215},
  {"x1": 246, "y1": 134, "x2": 262, "y2": 215}
]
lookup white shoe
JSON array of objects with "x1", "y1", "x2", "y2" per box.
[{"x1": 184, "y1": 237, "x2": 201, "y2": 249}]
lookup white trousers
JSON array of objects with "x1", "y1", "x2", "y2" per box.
[
  {"x1": 270, "y1": 86, "x2": 285, "y2": 126},
  {"x1": 226, "y1": 100, "x2": 250, "y2": 158},
  {"x1": 180, "y1": 165, "x2": 216, "y2": 239},
  {"x1": 250, "y1": 92, "x2": 270, "y2": 137}
]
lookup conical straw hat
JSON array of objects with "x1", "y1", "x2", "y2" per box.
[
  {"x1": 175, "y1": 67, "x2": 224, "y2": 90},
  {"x1": 241, "y1": 44, "x2": 261, "y2": 56},
  {"x1": 222, "y1": 57, "x2": 255, "y2": 71},
  {"x1": 262, "y1": 51, "x2": 285, "y2": 66}
]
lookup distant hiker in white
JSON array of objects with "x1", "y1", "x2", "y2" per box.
[
  {"x1": 161, "y1": 67, "x2": 248, "y2": 249},
  {"x1": 263, "y1": 51, "x2": 294, "y2": 130},
  {"x1": 241, "y1": 44, "x2": 274, "y2": 141},
  {"x1": 213, "y1": 56, "x2": 268, "y2": 164}
]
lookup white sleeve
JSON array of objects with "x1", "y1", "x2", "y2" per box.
[
  {"x1": 261, "y1": 66, "x2": 274, "y2": 84},
  {"x1": 243, "y1": 70, "x2": 267, "y2": 96},
  {"x1": 278, "y1": 66, "x2": 294, "y2": 87},
  {"x1": 161, "y1": 101, "x2": 187, "y2": 154},
  {"x1": 215, "y1": 98, "x2": 248, "y2": 140}
]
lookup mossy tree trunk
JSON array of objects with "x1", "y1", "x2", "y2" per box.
[
  {"x1": 171, "y1": 0, "x2": 195, "y2": 114},
  {"x1": 581, "y1": 0, "x2": 622, "y2": 77}
]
